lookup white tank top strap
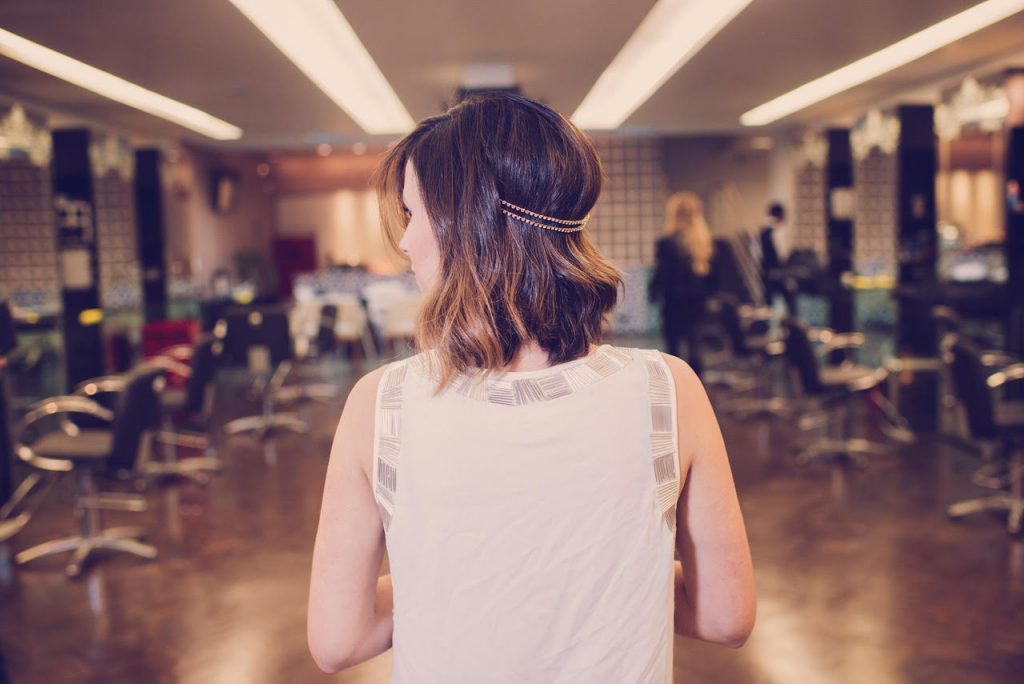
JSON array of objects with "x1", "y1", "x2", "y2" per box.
[
  {"x1": 372, "y1": 359, "x2": 410, "y2": 531},
  {"x1": 639, "y1": 349, "x2": 680, "y2": 530}
]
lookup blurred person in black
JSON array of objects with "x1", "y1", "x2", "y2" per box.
[
  {"x1": 649, "y1": 191, "x2": 714, "y2": 377},
  {"x1": 759, "y1": 202, "x2": 797, "y2": 312}
]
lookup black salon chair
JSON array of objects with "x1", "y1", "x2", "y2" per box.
[
  {"x1": 783, "y1": 317, "x2": 913, "y2": 467},
  {"x1": 157, "y1": 336, "x2": 222, "y2": 426},
  {"x1": 76, "y1": 346, "x2": 223, "y2": 486},
  {"x1": 13, "y1": 366, "x2": 164, "y2": 576},
  {"x1": 219, "y1": 307, "x2": 313, "y2": 440},
  {"x1": 707, "y1": 295, "x2": 790, "y2": 417},
  {"x1": 945, "y1": 339, "x2": 1024, "y2": 534}
]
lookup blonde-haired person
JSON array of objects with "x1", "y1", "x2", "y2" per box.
[
  {"x1": 308, "y1": 93, "x2": 754, "y2": 682},
  {"x1": 649, "y1": 191, "x2": 715, "y2": 377}
]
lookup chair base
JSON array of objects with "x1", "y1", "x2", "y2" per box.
[
  {"x1": 947, "y1": 495, "x2": 1024, "y2": 535},
  {"x1": 720, "y1": 396, "x2": 796, "y2": 420},
  {"x1": 795, "y1": 438, "x2": 891, "y2": 469},
  {"x1": 224, "y1": 412, "x2": 309, "y2": 440},
  {"x1": 16, "y1": 525, "x2": 157, "y2": 577},
  {"x1": 137, "y1": 457, "x2": 224, "y2": 487},
  {"x1": 702, "y1": 368, "x2": 759, "y2": 392},
  {"x1": 272, "y1": 383, "x2": 338, "y2": 405}
]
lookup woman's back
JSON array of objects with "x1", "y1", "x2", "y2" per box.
[
  {"x1": 375, "y1": 345, "x2": 679, "y2": 683},
  {"x1": 308, "y1": 93, "x2": 754, "y2": 680}
]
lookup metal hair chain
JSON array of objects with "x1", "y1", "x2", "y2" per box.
[{"x1": 499, "y1": 199, "x2": 588, "y2": 233}]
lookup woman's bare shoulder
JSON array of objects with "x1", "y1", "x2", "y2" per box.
[
  {"x1": 345, "y1": 364, "x2": 390, "y2": 409},
  {"x1": 330, "y1": 364, "x2": 392, "y2": 476},
  {"x1": 657, "y1": 352, "x2": 703, "y2": 398}
]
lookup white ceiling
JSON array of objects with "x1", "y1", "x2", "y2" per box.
[{"x1": 1, "y1": 0, "x2": 1023, "y2": 148}]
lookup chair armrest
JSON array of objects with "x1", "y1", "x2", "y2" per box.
[
  {"x1": 844, "y1": 367, "x2": 888, "y2": 392},
  {"x1": 15, "y1": 396, "x2": 115, "y2": 472},
  {"x1": 156, "y1": 430, "x2": 208, "y2": 450},
  {"x1": 738, "y1": 305, "x2": 777, "y2": 323},
  {"x1": 144, "y1": 355, "x2": 193, "y2": 378},
  {"x1": 981, "y1": 351, "x2": 1019, "y2": 367},
  {"x1": 74, "y1": 375, "x2": 127, "y2": 397},
  {"x1": 15, "y1": 444, "x2": 74, "y2": 472},
  {"x1": 159, "y1": 344, "x2": 194, "y2": 360},
  {"x1": 821, "y1": 332, "x2": 866, "y2": 354},
  {"x1": 987, "y1": 363, "x2": 1024, "y2": 389},
  {"x1": 19, "y1": 396, "x2": 115, "y2": 428},
  {"x1": 807, "y1": 327, "x2": 835, "y2": 343}
]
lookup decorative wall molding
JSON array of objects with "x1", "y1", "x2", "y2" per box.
[
  {"x1": 851, "y1": 109, "x2": 900, "y2": 161},
  {"x1": 935, "y1": 76, "x2": 1008, "y2": 141},
  {"x1": 89, "y1": 133, "x2": 134, "y2": 181},
  {"x1": 797, "y1": 130, "x2": 828, "y2": 168},
  {"x1": 0, "y1": 104, "x2": 52, "y2": 167}
]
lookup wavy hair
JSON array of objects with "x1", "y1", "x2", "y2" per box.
[
  {"x1": 663, "y1": 191, "x2": 714, "y2": 277},
  {"x1": 375, "y1": 93, "x2": 622, "y2": 390}
]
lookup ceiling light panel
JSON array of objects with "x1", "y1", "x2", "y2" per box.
[
  {"x1": 0, "y1": 27, "x2": 242, "y2": 140},
  {"x1": 741, "y1": 0, "x2": 1024, "y2": 126},
  {"x1": 572, "y1": 0, "x2": 755, "y2": 130},
  {"x1": 230, "y1": 0, "x2": 414, "y2": 135}
]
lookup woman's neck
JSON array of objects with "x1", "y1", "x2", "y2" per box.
[
  {"x1": 503, "y1": 342, "x2": 552, "y2": 372},
  {"x1": 502, "y1": 342, "x2": 596, "y2": 372}
]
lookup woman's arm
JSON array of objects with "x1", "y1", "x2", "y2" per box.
[
  {"x1": 662, "y1": 353, "x2": 756, "y2": 647},
  {"x1": 308, "y1": 366, "x2": 393, "y2": 673}
]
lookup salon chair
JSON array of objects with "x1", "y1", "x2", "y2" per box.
[
  {"x1": 783, "y1": 317, "x2": 914, "y2": 468},
  {"x1": 13, "y1": 367, "x2": 164, "y2": 576},
  {"x1": 945, "y1": 339, "x2": 1024, "y2": 534}
]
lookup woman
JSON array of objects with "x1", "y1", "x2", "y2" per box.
[
  {"x1": 308, "y1": 93, "x2": 754, "y2": 682},
  {"x1": 649, "y1": 192, "x2": 715, "y2": 377}
]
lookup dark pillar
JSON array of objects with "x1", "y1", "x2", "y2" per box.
[
  {"x1": 52, "y1": 129, "x2": 104, "y2": 389},
  {"x1": 825, "y1": 128, "x2": 854, "y2": 333},
  {"x1": 895, "y1": 105, "x2": 938, "y2": 357},
  {"x1": 0, "y1": 301, "x2": 15, "y2": 503},
  {"x1": 1007, "y1": 126, "x2": 1024, "y2": 357},
  {"x1": 134, "y1": 149, "x2": 168, "y2": 322}
]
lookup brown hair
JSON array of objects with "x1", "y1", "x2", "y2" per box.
[
  {"x1": 663, "y1": 191, "x2": 714, "y2": 277},
  {"x1": 375, "y1": 92, "x2": 622, "y2": 390}
]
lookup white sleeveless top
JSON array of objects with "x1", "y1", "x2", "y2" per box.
[{"x1": 372, "y1": 345, "x2": 680, "y2": 683}]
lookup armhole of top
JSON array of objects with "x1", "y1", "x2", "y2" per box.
[
  {"x1": 372, "y1": 360, "x2": 408, "y2": 533},
  {"x1": 640, "y1": 349, "x2": 680, "y2": 532}
]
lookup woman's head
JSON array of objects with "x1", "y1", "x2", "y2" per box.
[
  {"x1": 663, "y1": 191, "x2": 714, "y2": 277},
  {"x1": 375, "y1": 92, "x2": 622, "y2": 386}
]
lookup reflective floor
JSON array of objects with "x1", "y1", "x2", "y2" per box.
[{"x1": 1, "y1": 349, "x2": 1023, "y2": 683}]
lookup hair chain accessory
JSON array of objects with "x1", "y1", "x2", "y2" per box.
[{"x1": 499, "y1": 199, "x2": 588, "y2": 233}]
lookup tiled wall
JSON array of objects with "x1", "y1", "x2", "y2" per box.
[
  {"x1": 854, "y1": 151, "x2": 898, "y2": 278},
  {"x1": 0, "y1": 158, "x2": 59, "y2": 310},
  {"x1": 793, "y1": 163, "x2": 827, "y2": 260},
  {"x1": 0, "y1": 159, "x2": 142, "y2": 313},
  {"x1": 94, "y1": 171, "x2": 141, "y2": 311},
  {"x1": 588, "y1": 136, "x2": 668, "y2": 267}
]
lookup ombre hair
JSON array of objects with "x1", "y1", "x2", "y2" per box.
[
  {"x1": 374, "y1": 92, "x2": 622, "y2": 390},
  {"x1": 663, "y1": 191, "x2": 714, "y2": 277}
]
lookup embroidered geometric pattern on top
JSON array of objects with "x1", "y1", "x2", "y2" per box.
[
  {"x1": 640, "y1": 349, "x2": 680, "y2": 531},
  {"x1": 373, "y1": 361, "x2": 408, "y2": 531}
]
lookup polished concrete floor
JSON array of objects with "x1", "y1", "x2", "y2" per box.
[{"x1": 1, "y1": 349, "x2": 1023, "y2": 683}]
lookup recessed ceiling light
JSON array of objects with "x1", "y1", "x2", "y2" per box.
[
  {"x1": 230, "y1": 0, "x2": 414, "y2": 135},
  {"x1": 741, "y1": 0, "x2": 1024, "y2": 126},
  {"x1": 0, "y1": 28, "x2": 242, "y2": 140},
  {"x1": 572, "y1": 0, "x2": 754, "y2": 130}
]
